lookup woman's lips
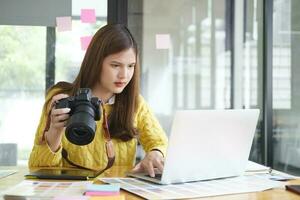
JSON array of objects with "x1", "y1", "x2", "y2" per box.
[{"x1": 114, "y1": 82, "x2": 126, "y2": 87}]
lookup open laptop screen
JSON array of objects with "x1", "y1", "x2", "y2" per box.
[{"x1": 129, "y1": 109, "x2": 260, "y2": 184}]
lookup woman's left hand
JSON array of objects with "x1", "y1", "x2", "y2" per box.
[{"x1": 131, "y1": 150, "x2": 164, "y2": 177}]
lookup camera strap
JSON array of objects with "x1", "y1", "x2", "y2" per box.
[
  {"x1": 101, "y1": 103, "x2": 116, "y2": 169},
  {"x1": 61, "y1": 147, "x2": 115, "y2": 172},
  {"x1": 62, "y1": 148, "x2": 90, "y2": 170}
]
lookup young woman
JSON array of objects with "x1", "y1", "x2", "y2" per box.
[{"x1": 29, "y1": 24, "x2": 168, "y2": 177}]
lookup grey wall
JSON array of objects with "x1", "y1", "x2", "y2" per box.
[
  {"x1": 0, "y1": 143, "x2": 17, "y2": 166},
  {"x1": 0, "y1": 0, "x2": 71, "y2": 26}
]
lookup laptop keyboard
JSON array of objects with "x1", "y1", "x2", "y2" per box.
[{"x1": 147, "y1": 174, "x2": 162, "y2": 180}]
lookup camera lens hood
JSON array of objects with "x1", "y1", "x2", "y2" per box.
[{"x1": 65, "y1": 122, "x2": 95, "y2": 145}]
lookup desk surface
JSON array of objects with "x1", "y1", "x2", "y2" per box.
[{"x1": 1, "y1": 166, "x2": 300, "y2": 200}]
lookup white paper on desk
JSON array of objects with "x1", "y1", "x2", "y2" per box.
[
  {"x1": 257, "y1": 172, "x2": 297, "y2": 181},
  {"x1": 245, "y1": 162, "x2": 297, "y2": 181},
  {"x1": 0, "y1": 169, "x2": 17, "y2": 179},
  {"x1": 101, "y1": 175, "x2": 283, "y2": 200},
  {"x1": 1, "y1": 180, "x2": 91, "y2": 198},
  {"x1": 246, "y1": 160, "x2": 270, "y2": 172}
]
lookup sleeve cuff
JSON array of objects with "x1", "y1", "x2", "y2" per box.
[
  {"x1": 28, "y1": 144, "x2": 63, "y2": 168},
  {"x1": 149, "y1": 146, "x2": 167, "y2": 158},
  {"x1": 46, "y1": 142, "x2": 63, "y2": 154}
]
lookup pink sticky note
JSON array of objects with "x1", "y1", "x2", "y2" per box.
[
  {"x1": 155, "y1": 34, "x2": 171, "y2": 49},
  {"x1": 53, "y1": 197, "x2": 88, "y2": 200},
  {"x1": 85, "y1": 191, "x2": 120, "y2": 196},
  {"x1": 80, "y1": 36, "x2": 93, "y2": 50},
  {"x1": 81, "y1": 9, "x2": 96, "y2": 23},
  {"x1": 56, "y1": 16, "x2": 72, "y2": 32}
]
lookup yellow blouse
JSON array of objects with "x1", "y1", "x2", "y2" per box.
[{"x1": 28, "y1": 89, "x2": 168, "y2": 170}]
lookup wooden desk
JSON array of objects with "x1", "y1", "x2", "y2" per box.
[{"x1": 1, "y1": 166, "x2": 300, "y2": 200}]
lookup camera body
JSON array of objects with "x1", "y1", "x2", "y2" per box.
[{"x1": 55, "y1": 88, "x2": 101, "y2": 145}]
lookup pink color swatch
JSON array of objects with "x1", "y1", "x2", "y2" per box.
[{"x1": 85, "y1": 191, "x2": 120, "y2": 196}]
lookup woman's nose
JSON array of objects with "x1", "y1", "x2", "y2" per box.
[{"x1": 118, "y1": 67, "x2": 128, "y2": 78}]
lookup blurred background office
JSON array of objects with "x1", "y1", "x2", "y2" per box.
[{"x1": 0, "y1": 0, "x2": 300, "y2": 176}]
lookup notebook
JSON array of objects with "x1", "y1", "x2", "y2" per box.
[
  {"x1": 128, "y1": 109, "x2": 260, "y2": 184},
  {"x1": 25, "y1": 168, "x2": 102, "y2": 180}
]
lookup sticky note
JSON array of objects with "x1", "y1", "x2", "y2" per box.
[
  {"x1": 90, "y1": 195, "x2": 125, "y2": 200},
  {"x1": 56, "y1": 16, "x2": 72, "y2": 32},
  {"x1": 85, "y1": 191, "x2": 120, "y2": 196},
  {"x1": 53, "y1": 196, "x2": 88, "y2": 200},
  {"x1": 81, "y1": 9, "x2": 96, "y2": 23},
  {"x1": 80, "y1": 36, "x2": 93, "y2": 51},
  {"x1": 86, "y1": 184, "x2": 120, "y2": 192},
  {"x1": 155, "y1": 34, "x2": 171, "y2": 49}
]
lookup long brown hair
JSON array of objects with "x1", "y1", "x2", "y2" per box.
[{"x1": 47, "y1": 24, "x2": 140, "y2": 141}]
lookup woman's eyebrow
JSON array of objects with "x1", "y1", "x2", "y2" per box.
[
  {"x1": 111, "y1": 61, "x2": 136, "y2": 65},
  {"x1": 110, "y1": 61, "x2": 122, "y2": 64}
]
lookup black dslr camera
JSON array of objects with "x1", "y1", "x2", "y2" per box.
[{"x1": 55, "y1": 88, "x2": 101, "y2": 145}]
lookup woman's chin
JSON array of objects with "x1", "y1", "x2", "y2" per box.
[{"x1": 113, "y1": 88, "x2": 125, "y2": 94}]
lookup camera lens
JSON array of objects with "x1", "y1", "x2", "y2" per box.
[
  {"x1": 72, "y1": 127, "x2": 89, "y2": 137},
  {"x1": 66, "y1": 123, "x2": 95, "y2": 145},
  {"x1": 65, "y1": 104, "x2": 97, "y2": 145},
  {"x1": 59, "y1": 88, "x2": 101, "y2": 146}
]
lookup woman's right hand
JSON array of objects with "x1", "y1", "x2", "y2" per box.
[{"x1": 45, "y1": 94, "x2": 70, "y2": 152}]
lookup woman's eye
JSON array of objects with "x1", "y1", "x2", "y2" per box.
[
  {"x1": 111, "y1": 64, "x2": 119, "y2": 68},
  {"x1": 129, "y1": 64, "x2": 135, "y2": 68}
]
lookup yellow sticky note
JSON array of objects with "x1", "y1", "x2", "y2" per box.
[{"x1": 89, "y1": 195, "x2": 125, "y2": 200}]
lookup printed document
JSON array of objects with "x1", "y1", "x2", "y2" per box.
[{"x1": 101, "y1": 174, "x2": 283, "y2": 200}]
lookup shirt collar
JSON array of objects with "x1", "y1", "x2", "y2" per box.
[{"x1": 105, "y1": 95, "x2": 115, "y2": 105}]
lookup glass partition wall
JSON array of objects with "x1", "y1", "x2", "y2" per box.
[
  {"x1": 0, "y1": 26, "x2": 46, "y2": 163},
  {"x1": 129, "y1": 0, "x2": 232, "y2": 132},
  {"x1": 272, "y1": 0, "x2": 300, "y2": 175},
  {"x1": 128, "y1": 0, "x2": 300, "y2": 175},
  {"x1": 0, "y1": 0, "x2": 107, "y2": 164},
  {"x1": 243, "y1": 0, "x2": 264, "y2": 164},
  {"x1": 128, "y1": 0, "x2": 264, "y2": 164}
]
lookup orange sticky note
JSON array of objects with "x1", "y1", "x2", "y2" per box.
[
  {"x1": 80, "y1": 36, "x2": 93, "y2": 50},
  {"x1": 81, "y1": 9, "x2": 96, "y2": 23},
  {"x1": 56, "y1": 16, "x2": 72, "y2": 32},
  {"x1": 155, "y1": 34, "x2": 171, "y2": 49}
]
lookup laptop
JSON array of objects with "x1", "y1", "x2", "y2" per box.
[{"x1": 128, "y1": 109, "x2": 260, "y2": 184}]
